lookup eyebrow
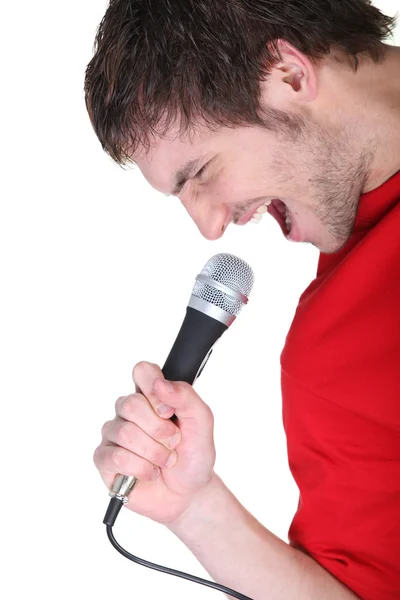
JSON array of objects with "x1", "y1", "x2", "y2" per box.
[{"x1": 169, "y1": 156, "x2": 208, "y2": 196}]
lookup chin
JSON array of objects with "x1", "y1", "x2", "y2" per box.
[{"x1": 316, "y1": 234, "x2": 350, "y2": 254}]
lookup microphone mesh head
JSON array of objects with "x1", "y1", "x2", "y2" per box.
[{"x1": 192, "y1": 253, "x2": 254, "y2": 316}]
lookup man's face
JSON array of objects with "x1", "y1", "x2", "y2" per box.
[{"x1": 136, "y1": 115, "x2": 367, "y2": 253}]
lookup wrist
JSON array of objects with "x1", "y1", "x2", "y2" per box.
[{"x1": 167, "y1": 471, "x2": 228, "y2": 538}]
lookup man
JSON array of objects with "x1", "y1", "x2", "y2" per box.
[{"x1": 85, "y1": 1, "x2": 400, "y2": 598}]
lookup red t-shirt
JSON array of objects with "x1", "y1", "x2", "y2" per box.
[{"x1": 281, "y1": 170, "x2": 400, "y2": 599}]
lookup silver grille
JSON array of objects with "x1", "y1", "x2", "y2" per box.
[{"x1": 192, "y1": 253, "x2": 254, "y2": 317}]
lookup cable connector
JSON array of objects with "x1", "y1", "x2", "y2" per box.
[
  {"x1": 104, "y1": 474, "x2": 138, "y2": 527},
  {"x1": 109, "y1": 474, "x2": 138, "y2": 503},
  {"x1": 103, "y1": 497, "x2": 123, "y2": 527}
]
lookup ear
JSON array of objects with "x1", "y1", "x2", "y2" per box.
[{"x1": 261, "y1": 39, "x2": 318, "y2": 108}]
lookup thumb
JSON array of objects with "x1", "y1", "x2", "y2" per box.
[{"x1": 152, "y1": 377, "x2": 214, "y2": 433}]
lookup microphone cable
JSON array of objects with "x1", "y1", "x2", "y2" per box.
[{"x1": 104, "y1": 496, "x2": 254, "y2": 600}]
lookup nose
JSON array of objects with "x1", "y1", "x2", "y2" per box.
[{"x1": 180, "y1": 195, "x2": 228, "y2": 241}]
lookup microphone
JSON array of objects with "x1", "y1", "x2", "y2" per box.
[{"x1": 107, "y1": 252, "x2": 254, "y2": 507}]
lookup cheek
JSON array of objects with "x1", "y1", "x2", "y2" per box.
[
  {"x1": 287, "y1": 201, "x2": 322, "y2": 235},
  {"x1": 211, "y1": 172, "x2": 265, "y2": 203}
]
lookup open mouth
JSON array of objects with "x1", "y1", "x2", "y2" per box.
[
  {"x1": 267, "y1": 199, "x2": 292, "y2": 236},
  {"x1": 237, "y1": 198, "x2": 295, "y2": 237}
]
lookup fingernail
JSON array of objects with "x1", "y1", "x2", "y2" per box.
[
  {"x1": 168, "y1": 431, "x2": 180, "y2": 449},
  {"x1": 157, "y1": 403, "x2": 173, "y2": 415},
  {"x1": 165, "y1": 450, "x2": 177, "y2": 468}
]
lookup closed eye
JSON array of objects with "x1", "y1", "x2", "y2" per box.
[{"x1": 194, "y1": 162, "x2": 210, "y2": 179}]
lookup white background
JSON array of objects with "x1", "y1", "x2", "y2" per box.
[{"x1": 1, "y1": 2, "x2": 399, "y2": 599}]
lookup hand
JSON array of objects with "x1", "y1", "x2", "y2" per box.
[{"x1": 94, "y1": 361, "x2": 216, "y2": 525}]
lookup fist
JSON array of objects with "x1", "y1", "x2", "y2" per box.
[{"x1": 94, "y1": 361, "x2": 216, "y2": 524}]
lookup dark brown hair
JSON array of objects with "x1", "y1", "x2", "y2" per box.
[{"x1": 84, "y1": 0, "x2": 396, "y2": 165}]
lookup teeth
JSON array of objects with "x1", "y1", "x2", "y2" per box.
[
  {"x1": 249, "y1": 200, "x2": 272, "y2": 224},
  {"x1": 249, "y1": 199, "x2": 293, "y2": 232},
  {"x1": 285, "y1": 207, "x2": 292, "y2": 232}
]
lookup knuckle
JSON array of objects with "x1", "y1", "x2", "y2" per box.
[
  {"x1": 101, "y1": 420, "x2": 112, "y2": 439},
  {"x1": 205, "y1": 409, "x2": 215, "y2": 431},
  {"x1": 93, "y1": 445, "x2": 103, "y2": 467},
  {"x1": 115, "y1": 395, "x2": 128, "y2": 412},
  {"x1": 122, "y1": 394, "x2": 142, "y2": 417},
  {"x1": 198, "y1": 396, "x2": 213, "y2": 420},
  {"x1": 111, "y1": 449, "x2": 126, "y2": 469},
  {"x1": 117, "y1": 421, "x2": 133, "y2": 445},
  {"x1": 205, "y1": 405, "x2": 214, "y2": 424},
  {"x1": 132, "y1": 361, "x2": 160, "y2": 383},
  {"x1": 132, "y1": 361, "x2": 149, "y2": 379}
]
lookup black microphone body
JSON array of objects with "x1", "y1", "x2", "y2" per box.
[{"x1": 162, "y1": 306, "x2": 227, "y2": 385}]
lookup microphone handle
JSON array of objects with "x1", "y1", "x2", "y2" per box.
[
  {"x1": 109, "y1": 307, "x2": 228, "y2": 502},
  {"x1": 162, "y1": 306, "x2": 227, "y2": 384}
]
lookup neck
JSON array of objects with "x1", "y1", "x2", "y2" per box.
[
  {"x1": 360, "y1": 44, "x2": 400, "y2": 191},
  {"x1": 321, "y1": 44, "x2": 400, "y2": 192}
]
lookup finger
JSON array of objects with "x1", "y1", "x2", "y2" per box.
[
  {"x1": 132, "y1": 361, "x2": 176, "y2": 419},
  {"x1": 115, "y1": 393, "x2": 181, "y2": 450},
  {"x1": 93, "y1": 443, "x2": 161, "y2": 488},
  {"x1": 152, "y1": 377, "x2": 214, "y2": 429},
  {"x1": 132, "y1": 361, "x2": 214, "y2": 433},
  {"x1": 101, "y1": 417, "x2": 178, "y2": 470}
]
